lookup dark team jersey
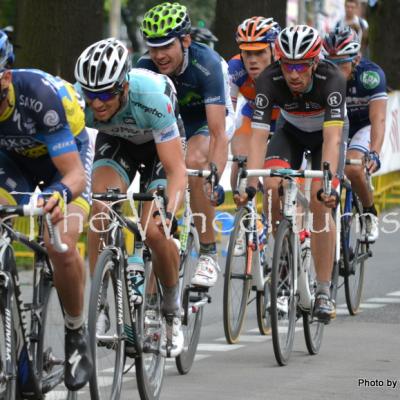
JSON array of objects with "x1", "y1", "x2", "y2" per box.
[
  {"x1": 252, "y1": 60, "x2": 346, "y2": 133},
  {"x1": 0, "y1": 69, "x2": 85, "y2": 158},
  {"x1": 137, "y1": 42, "x2": 226, "y2": 136},
  {"x1": 346, "y1": 58, "x2": 387, "y2": 137}
]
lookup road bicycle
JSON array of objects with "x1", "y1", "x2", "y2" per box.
[
  {"x1": 339, "y1": 157, "x2": 373, "y2": 315},
  {"x1": 240, "y1": 161, "x2": 335, "y2": 365},
  {"x1": 222, "y1": 156, "x2": 272, "y2": 344},
  {"x1": 88, "y1": 188, "x2": 166, "y2": 400},
  {"x1": 0, "y1": 203, "x2": 75, "y2": 400},
  {"x1": 173, "y1": 170, "x2": 214, "y2": 375}
]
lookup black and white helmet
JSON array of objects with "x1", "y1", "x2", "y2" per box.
[
  {"x1": 275, "y1": 25, "x2": 322, "y2": 60},
  {"x1": 74, "y1": 38, "x2": 130, "y2": 91}
]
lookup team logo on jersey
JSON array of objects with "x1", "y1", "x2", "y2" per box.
[
  {"x1": 327, "y1": 92, "x2": 343, "y2": 107},
  {"x1": 361, "y1": 71, "x2": 380, "y2": 90},
  {"x1": 43, "y1": 110, "x2": 60, "y2": 127},
  {"x1": 254, "y1": 94, "x2": 269, "y2": 109}
]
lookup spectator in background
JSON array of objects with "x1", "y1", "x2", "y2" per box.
[{"x1": 335, "y1": 0, "x2": 369, "y2": 57}]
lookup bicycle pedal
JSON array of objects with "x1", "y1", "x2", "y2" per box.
[{"x1": 189, "y1": 285, "x2": 209, "y2": 293}]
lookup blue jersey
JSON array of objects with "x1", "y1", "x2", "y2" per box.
[
  {"x1": 76, "y1": 68, "x2": 180, "y2": 145},
  {"x1": 0, "y1": 69, "x2": 85, "y2": 158},
  {"x1": 346, "y1": 58, "x2": 387, "y2": 137},
  {"x1": 137, "y1": 42, "x2": 226, "y2": 137}
]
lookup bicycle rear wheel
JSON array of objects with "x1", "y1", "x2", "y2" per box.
[
  {"x1": 270, "y1": 219, "x2": 296, "y2": 366},
  {"x1": 0, "y1": 247, "x2": 17, "y2": 399},
  {"x1": 302, "y1": 256, "x2": 324, "y2": 355},
  {"x1": 135, "y1": 258, "x2": 165, "y2": 400},
  {"x1": 88, "y1": 248, "x2": 125, "y2": 400},
  {"x1": 343, "y1": 193, "x2": 366, "y2": 315},
  {"x1": 223, "y1": 207, "x2": 252, "y2": 344},
  {"x1": 176, "y1": 232, "x2": 204, "y2": 375}
]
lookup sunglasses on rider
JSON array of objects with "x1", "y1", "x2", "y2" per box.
[
  {"x1": 328, "y1": 57, "x2": 355, "y2": 65},
  {"x1": 82, "y1": 87, "x2": 122, "y2": 102},
  {"x1": 280, "y1": 60, "x2": 314, "y2": 73}
]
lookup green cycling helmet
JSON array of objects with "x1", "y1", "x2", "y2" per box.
[{"x1": 141, "y1": 2, "x2": 191, "y2": 47}]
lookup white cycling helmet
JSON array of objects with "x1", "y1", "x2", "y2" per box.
[
  {"x1": 275, "y1": 25, "x2": 322, "y2": 60},
  {"x1": 75, "y1": 38, "x2": 130, "y2": 92}
]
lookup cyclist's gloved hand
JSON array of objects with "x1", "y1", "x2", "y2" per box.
[
  {"x1": 214, "y1": 184, "x2": 225, "y2": 206},
  {"x1": 233, "y1": 186, "x2": 256, "y2": 207},
  {"x1": 153, "y1": 210, "x2": 178, "y2": 236},
  {"x1": 42, "y1": 191, "x2": 66, "y2": 225},
  {"x1": 367, "y1": 150, "x2": 381, "y2": 173},
  {"x1": 316, "y1": 188, "x2": 339, "y2": 209}
]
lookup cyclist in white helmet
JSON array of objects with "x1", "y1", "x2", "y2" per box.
[
  {"x1": 235, "y1": 25, "x2": 348, "y2": 323},
  {"x1": 75, "y1": 38, "x2": 187, "y2": 358}
]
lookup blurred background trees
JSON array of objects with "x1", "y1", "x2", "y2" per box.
[{"x1": 0, "y1": 0, "x2": 398, "y2": 88}]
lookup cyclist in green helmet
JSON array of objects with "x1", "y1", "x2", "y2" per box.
[{"x1": 138, "y1": 3, "x2": 232, "y2": 291}]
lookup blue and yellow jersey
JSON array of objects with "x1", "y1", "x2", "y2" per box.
[{"x1": 0, "y1": 69, "x2": 85, "y2": 158}]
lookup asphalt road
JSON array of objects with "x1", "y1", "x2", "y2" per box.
[{"x1": 19, "y1": 209, "x2": 400, "y2": 400}]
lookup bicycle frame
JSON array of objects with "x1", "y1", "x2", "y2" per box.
[{"x1": 0, "y1": 208, "x2": 68, "y2": 399}]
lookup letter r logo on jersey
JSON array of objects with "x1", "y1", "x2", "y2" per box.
[
  {"x1": 254, "y1": 94, "x2": 269, "y2": 109},
  {"x1": 327, "y1": 92, "x2": 343, "y2": 107}
]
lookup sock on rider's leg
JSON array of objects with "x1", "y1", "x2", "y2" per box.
[
  {"x1": 363, "y1": 203, "x2": 377, "y2": 216},
  {"x1": 200, "y1": 242, "x2": 217, "y2": 260},
  {"x1": 316, "y1": 281, "x2": 331, "y2": 297},
  {"x1": 65, "y1": 312, "x2": 85, "y2": 330},
  {"x1": 161, "y1": 283, "x2": 180, "y2": 315}
]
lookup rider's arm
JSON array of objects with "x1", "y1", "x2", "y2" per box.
[
  {"x1": 247, "y1": 69, "x2": 274, "y2": 188},
  {"x1": 321, "y1": 124, "x2": 343, "y2": 176},
  {"x1": 156, "y1": 138, "x2": 187, "y2": 215},
  {"x1": 322, "y1": 70, "x2": 347, "y2": 176},
  {"x1": 247, "y1": 127, "x2": 269, "y2": 189},
  {"x1": 369, "y1": 99, "x2": 387, "y2": 155},
  {"x1": 206, "y1": 103, "x2": 228, "y2": 176}
]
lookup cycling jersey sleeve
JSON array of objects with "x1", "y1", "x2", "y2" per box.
[
  {"x1": 251, "y1": 69, "x2": 274, "y2": 131},
  {"x1": 197, "y1": 54, "x2": 226, "y2": 106},
  {"x1": 228, "y1": 56, "x2": 242, "y2": 104},
  {"x1": 360, "y1": 65, "x2": 387, "y2": 102},
  {"x1": 28, "y1": 74, "x2": 79, "y2": 157},
  {"x1": 322, "y1": 71, "x2": 347, "y2": 129},
  {"x1": 132, "y1": 73, "x2": 180, "y2": 144}
]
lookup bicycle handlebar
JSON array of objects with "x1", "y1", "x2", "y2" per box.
[{"x1": 0, "y1": 205, "x2": 68, "y2": 253}]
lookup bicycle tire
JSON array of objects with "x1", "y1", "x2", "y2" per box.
[
  {"x1": 270, "y1": 219, "x2": 296, "y2": 366},
  {"x1": 135, "y1": 258, "x2": 165, "y2": 400},
  {"x1": 176, "y1": 232, "x2": 204, "y2": 375},
  {"x1": 343, "y1": 193, "x2": 366, "y2": 315},
  {"x1": 302, "y1": 255, "x2": 324, "y2": 355},
  {"x1": 0, "y1": 246, "x2": 17, "y2": 400},
  {"x1": 256, "y1": 234, "x2": 274, "y2": 336},
  {"x1": 223, "y1": 207, "x2": 252, "y2": 344},
  {"x1": 88, "y1": 248, "x2": 125, "y2": 400}
]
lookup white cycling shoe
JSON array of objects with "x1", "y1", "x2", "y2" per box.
[
  {"x1": 365, "y1": 214, "x2": 379, "y2": 243},
  {"x1": 233, "y1": 228, "x2": 246, "y2": 257},
  {"x1": 190, "y1": 255, "x2": 219, "y2": 287},
  {"x1": 160, "y1": 313, "x2": 184, "y2": 358}
]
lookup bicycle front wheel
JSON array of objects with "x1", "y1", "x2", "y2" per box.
[
  {"x1": 176, "y1": 232, "x2": 204, "y2": 375},
  {"x1": 302, "y1": 256, "x2": 324, "y2": 355},
  {"x1": 223, "y1": 207, "x2": 252, "y2": 344},
  {"x1": 88, "y1": 248, "x2": 125, "y2": 400},
  {"x1": 343, "y1": 194, "x2": 366, "y2": 315},
  {"x1": 270, "y1": 219, "x2": 296, "y2": 366},
  {"x1": 135, "y1": 258, "x2": 165, "y2": 400}
]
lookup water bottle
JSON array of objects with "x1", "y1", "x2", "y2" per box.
[
  {"x1": 299, "y1": 229, "x2": 311, "y2": 270},
  {"x1": 257, "y1": 213, "x2": 268, "y2": 265},
  {"x1": 126, "y1": 253, "x2": 145, "y2": 306}
]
